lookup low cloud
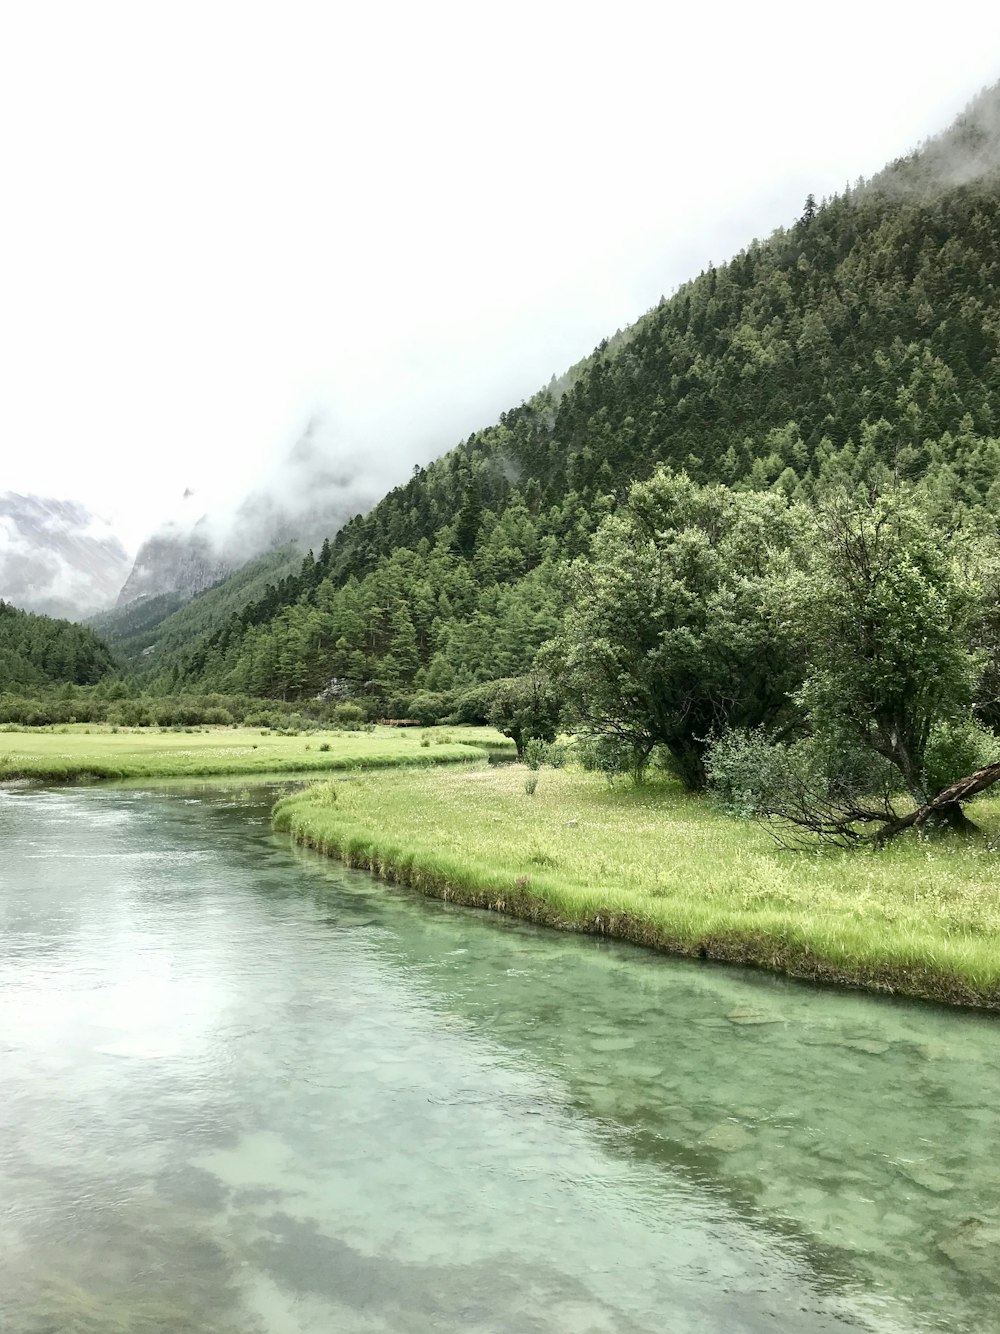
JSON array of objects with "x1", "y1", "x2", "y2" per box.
[{"x1": 0, "y1": 494, "x2": 130, "y2": 618}]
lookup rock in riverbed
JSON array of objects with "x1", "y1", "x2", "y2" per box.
[
  {"x1": 726, "y1": 1007, "x2": 781, "y2": 1026},
  {"x1": 701, "y1": 1121, "x2": 754, "y2": 1152},
  {"x1": 937, "y1": 1217, "x2": 1000, "y2": 1283}
]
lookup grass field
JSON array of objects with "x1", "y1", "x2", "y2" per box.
[
  {"x1": 273, "y1": 763, "x2": 1000, "y2": 1008},
  {"x1": 0, "y1": 724, "x2": 512, "y2": 782}
]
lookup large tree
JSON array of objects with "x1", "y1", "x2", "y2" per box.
[
  {"x1": 709, "y1": 484, "x2": 998, "y2": 843},
  {"x1": 551, "y1": 471, "x2": 799, "y2": 789},
  {"x1": 795, "y1": 485, "x2": 980, "y2": 800}
]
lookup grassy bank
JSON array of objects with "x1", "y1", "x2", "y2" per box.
[
  {"x1": 0, "y1": 724, "x2": 510, "y2": 782},
  {"x1": 273, "y1": 764, "x2": 1000, "y2": 1009}
]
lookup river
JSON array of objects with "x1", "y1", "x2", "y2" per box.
[{"x1": 1, "y1": 782, "x2": 998, "y2": 1332}]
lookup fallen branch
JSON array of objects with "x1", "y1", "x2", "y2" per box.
[{"x1": 761, "y1": 758, "x2": 1000, "y2": 848}]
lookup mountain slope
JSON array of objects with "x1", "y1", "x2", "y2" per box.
[
  {"x1": 92, "y1": 544, "x2": 303, "y2": 671},
  {"x1": 172, "y1": 84, "x2": 1000, "y2": 703},
  {"x1": 103, "y1": 417, "x2": 382, "y2": 662},
  {"x1": 0, "y1": 600, "x2": 116, "y2": 689}
]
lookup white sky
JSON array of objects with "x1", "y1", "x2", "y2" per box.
[{"x1": 1, "y1": 1, "x2": 998, "y2": 552}]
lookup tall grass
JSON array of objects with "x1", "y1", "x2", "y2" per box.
[{"x1": 273, "y1": 764, "x2": 1000, "y2": 1008}]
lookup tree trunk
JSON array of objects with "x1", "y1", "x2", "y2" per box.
[
  {"x1": 923, "y1": 801, "x2": 980, "y2": 834},
  {"x1": 874, "y1": 759, "x2": 1000, "y2": 845}
]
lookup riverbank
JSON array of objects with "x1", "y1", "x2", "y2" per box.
[
  {"x1": 0, "y1": 724, "x2": 510, "y2": 782},
  {"x1": 273, "y1": 763, "x2": 1000, "y2": 1009}
]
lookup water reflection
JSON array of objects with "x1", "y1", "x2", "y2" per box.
[{"x1": 1, "y1": 784, "x2": 997, "y2": 1331}]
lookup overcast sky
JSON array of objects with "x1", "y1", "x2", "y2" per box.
[{"x1": 1, "y1": 1, "x2": 998, "y2": 551}]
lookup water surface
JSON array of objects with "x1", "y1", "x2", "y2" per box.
[{"x1": 1, "y1": 783, "x2": 998, "y2": 1332}]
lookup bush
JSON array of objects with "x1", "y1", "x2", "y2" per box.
[
  {"x1": 575, "y1": 733, "x2": 652, "y2": 785},
  {"x1": 547, "y1": 741, "x2": 568, "y2": 769},
  {"x1": 448, "y1": 681, "x2": 503, "y2": 726},
  {"x1": 332, "y1": 702, "x2": 365, "y2": 726},
  {"x1": 922, "y1": 720, "x2": 998, "y2": 797},
  {"x1": 524, "y1": 772, "x2": 539, "y2": 795},
  {"x1": 202, "y1": 707, "x2": 234, "y2": 726},
  {"x1": 108, "y1": 700, "x2": 154, "y2": 727},
  {"x1": 246, "y1": 712, "x2": 280, "y2": 730},
  {"x1": 705, "y1": 727, "x2": 897, "y2": 820},
  {"x1": 523, "y1": 738, "x2": 548, "y2": 770},
  {"x1": 707, "y1": 729, "x2": 806, "y2": 818},
  {"x1": 407, "y1": 691, "x2": 453, "y2": 727}
]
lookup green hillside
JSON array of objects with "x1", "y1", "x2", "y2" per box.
[
  {"x1": 167, "y1": 85, "x2": 1000, "y2": 708},
  {"x1": 0, "y1": 600, "x2": 115, "y2": 688},
  {"x1": 92, "y1": 544, "x2": 302, "y2": 673}
]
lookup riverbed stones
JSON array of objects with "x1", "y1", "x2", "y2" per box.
[
  {"x1": 725, "y1": 1007, "x2": 781, "y2": 1026},
  {"x1": 937, "y1": 1217, "x2": 1000, "y2": 1284},
  {"x1": 899, "y1": 1163, "x2": 953, "y2": 1195},
  {"x1": 837, "y1": 1037, "x2": 890, "y2": 1056},
  {"x1": 701, "y1": 1121, "x2": 754, "y2": 1152},
  {"x1": 588, "y1": 1036, "x2": 638, "y2": 1053}
]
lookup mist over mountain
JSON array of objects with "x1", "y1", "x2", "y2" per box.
[
  {"x1": 116, "y1": 416, "x2": 384, "y2": 612},
  {"x1": 154, "y1": 82, "x2": 1000, "y2": 705},
  {"x1": 0, "y1": 493, "x2": 131, "y2": 619}
]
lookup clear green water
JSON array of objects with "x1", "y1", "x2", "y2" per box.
[{"x1": 2, "y1": 784, "x2": 999, "y2": 1333}]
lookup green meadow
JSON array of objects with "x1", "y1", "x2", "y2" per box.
[
  {"x1": 0, "y1": 724, "x2": 510, "y2": 782},
  {"x1": 273, "y1": 763, "x2": 1000, "y2": 1009}
]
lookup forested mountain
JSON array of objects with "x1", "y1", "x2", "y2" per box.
[
  {"x1": 168, "y1": 84, "x2": 1000, "y2": 706},
  {"x1": 100, "y1": 418, "x2": 382, "y2": 662},
  {"x1": 0, "y1": 601, "x2": 115, "y2": 688},
  {"x1": 92, "y1": 545, "x2": 302, "y2": 670}
]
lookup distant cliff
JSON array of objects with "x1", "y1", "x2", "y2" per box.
[{"x1": 116, "y1": 523, "x2": 230, "y2": 607}]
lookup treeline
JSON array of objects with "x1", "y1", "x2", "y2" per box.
[
  {"x1": 0, "y1": 601, "x2": 115, "y2": 689},
  {"x1": 160, "y1": 86, "x2": 1000, "y2": 707},
  {"x1": 0, "y1": 684, "x2": 369, "y2": 731}
]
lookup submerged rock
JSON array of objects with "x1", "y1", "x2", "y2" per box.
[
  {"x1": 838, "y1": 1037, "x2": 890, "y2": 1055},
  {"x1": 899, "y1": 1163, "x2": 953, "y2": 1195},
  {"x1": 937, "y1": 1217, "x2": 1000, "y2": 1283},
  {"x1": 589, "y1": 1036, "x2": 638, "y2": 1053},
  {"x1": 701, "y1": 1121, "x2": 754, "y2": 1152},
  {"x1": 725, "y1": 1007, "x2": 781, "y2": 1026}
]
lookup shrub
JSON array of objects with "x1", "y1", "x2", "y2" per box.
[
  {"x1": 407, "y1": 691, "x2": 454, "y2": 726},
  {"x1": 523, "y1": 738, "x2": 548, "y2": 770},
  {"x1": 524, "y1": 772, "x2": 539, "y2": 795},
  {"x1": 202, "y1": 707, "x2": 234, "y2": 726},
  {"x1": 922, "y1": 719, "x2": 998, "y2": 797},
  {"x1": 332, "y1": 702, "x2": 365, "y2": 726},
  {"x1": 705, "y1": 727, "x2": 897, "y2": 821},
  {"x1": 108, "y1": 700, "x2": 154, "y2": 727},
  {"x1": 448, "y1": 680, "x2": 503, "y2": 726},
  {"x1": 547, "y1": 741, "x2": 568, "y2": 769},
  {"x1": 576, "y1": 733, "x2": 651, "y2": 785}
]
